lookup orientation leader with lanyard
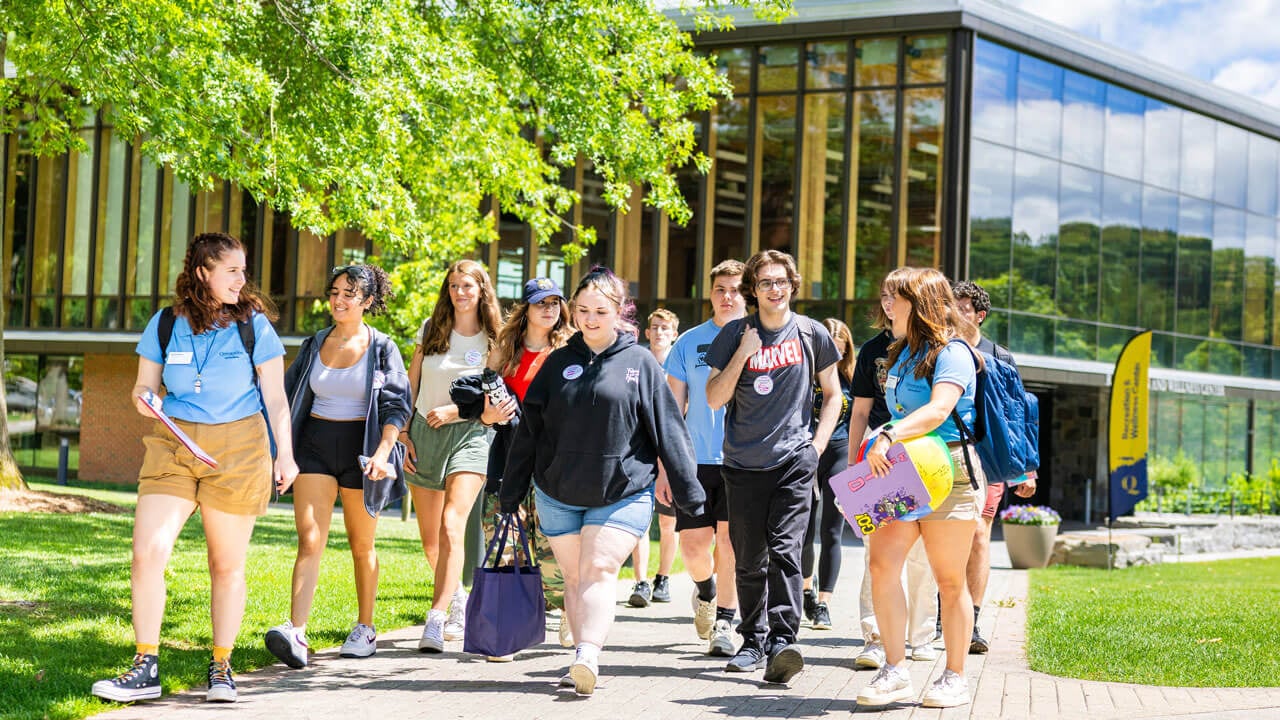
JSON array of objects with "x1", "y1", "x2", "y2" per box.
[
  {"x1": 263, "y1": 264, "x2": 412, "y2": 669},
  {"x1": 855, "y1": 266, "x2": 983, "y2": 711},
  {"x1": 92, "y1": 232, "x2": 296, "y2": 706}
]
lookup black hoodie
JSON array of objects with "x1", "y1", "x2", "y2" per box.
[{"x1": 500, "y1": 330, "x2": 705, "y2": 516}]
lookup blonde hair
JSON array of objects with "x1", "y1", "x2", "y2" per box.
[
  {"x1": 823, "y1": 318, "x2": 855, "y2": 382},
  {"x1": 647, "y1": 308, "x2": 679, "y2": 331}
]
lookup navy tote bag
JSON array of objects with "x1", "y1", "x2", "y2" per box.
[{"x1": 463, "y1": 513, "x2": 547, "y2": 657}]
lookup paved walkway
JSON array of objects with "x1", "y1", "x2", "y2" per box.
[{"x1": 94, "y1": 540, "x2": 1280, "y2": 720}]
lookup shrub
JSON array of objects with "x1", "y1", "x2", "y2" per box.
[{"x1": 1000, "y1": 504, "x2": 1061, "y2": 526}]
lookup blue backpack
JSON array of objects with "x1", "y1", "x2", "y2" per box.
[{"x1": 937, "y1": 339, "x2": 1040, "y2": 485}]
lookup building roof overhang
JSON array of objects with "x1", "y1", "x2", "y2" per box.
[{"x1": 674, "y1": 0, "x2": 1280, "y2": 139}]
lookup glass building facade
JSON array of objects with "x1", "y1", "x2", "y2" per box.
[{"x1": 967, "y1": 37, "x2": 1280, "y2": 484}]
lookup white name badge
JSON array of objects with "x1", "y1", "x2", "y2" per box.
[
  {"x1": 167, "y1": 351, "x2": 194, "y2": 365},
  {"x1": 563, "y1": 364, "x2": 584, "y2": 380},
  {"x1": 885, "y1": 374, "x2": 899, "y2": 390},
  {"x1": 464, "y1": 350, "x2": 483, "y2": 366}
]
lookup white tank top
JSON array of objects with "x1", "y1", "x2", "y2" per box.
[
  {"x1": 416, "y1": 328, "x2": 488, "y2": 416},
  {"x1": 309, "y1": 354, "x2": 369, "y2": 420}
]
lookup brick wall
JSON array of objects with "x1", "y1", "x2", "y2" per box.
[{"x1": 80, "y1": 353, "x2": 152, "y2": 484}]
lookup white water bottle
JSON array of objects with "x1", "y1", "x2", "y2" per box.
[{"x1": 481, "y1": 368, "x2": 511, "y2": 426}]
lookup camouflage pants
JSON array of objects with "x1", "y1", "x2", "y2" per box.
[{"x1": 481, "y1": 493, "x2": 565, "y2": 611}]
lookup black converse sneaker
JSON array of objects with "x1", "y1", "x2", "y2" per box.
[
  {"x1": 91, "y1": 653, "x2": 161, "y2": 702},
  {"x1": 206, "y1": 658, "x2": 237, "y2": 703}
]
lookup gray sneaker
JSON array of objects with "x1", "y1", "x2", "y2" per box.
[
  {"x1": 444, "y1": 589, "x2": 467, "y2": 641},
  {"x1": 629, "y1": 580, "x2": 652, "y2": 608},
  {"x1": 339, "y1": 622, "x2": 377, "y2": 658},
  {"x1": 854, "y1": 641, "x2": 885, "y2": 670},
  {"x1": 856, "y1": 663, "x2": 913, "y2": 706},
  {"x1": 707, "y1": 619, "x2": 735, "y2": 657},
  {"x1": 264, "y1": 621, "x2": 309, "y2": 669}
]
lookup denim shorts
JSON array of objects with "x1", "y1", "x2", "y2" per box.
[{"x1": 533, "y1": 484, "x2": 654, "y2": 539}]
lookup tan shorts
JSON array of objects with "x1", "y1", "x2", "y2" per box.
[
  {"x1": 137, "y1": 413, "x2": 273, "y2": 516},
  {"x1": 920, "y1": 445, "x2": 986, "y2": 523}
]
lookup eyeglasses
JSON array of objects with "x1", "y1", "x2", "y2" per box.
[{"x1": 755, "y1": 278, "x2": 792, "y2": 292}]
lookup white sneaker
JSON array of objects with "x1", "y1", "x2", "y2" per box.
[
  {"x1": 691, "y1": 590, "x2": 716, "y2": 640},
  {"x1": 339, "y1": 623, "x2": 377, "y2": 658},
  {"x1": 559, "y1": 617, "x2": 574, "y2": 648},
  {"x1": 911, "y1": 642, "x2": 939, "y2": 662},
  {"x1": 570, "y1": 655, "x2": 599, "y2": 695},
  {"x1": 707, "y1": 619, "x2": 734, "y2": 657},
  {"x1": 921, "y1": 669, "x2": 970, "y2": 708},
  {"x1": 486, "y1": 654, "x2": 515, "y2": 662},
  {"x1": 264, "y1": 621, "x2": 309, "y2": 669},
  {"x1": 444, "y1": 588, "x2": 467, "y2": 641},
  {"x1": 419, "y1": 609, "x2": 446, "y2": 653},
  {"x1": 854, "y1": 641, "x2": 885, "y2": 670},
  {"x1": 856, "y1": 663, "x2": 914, "y2": 706}
]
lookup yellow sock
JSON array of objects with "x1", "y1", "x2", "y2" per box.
[
  {"x1": 136, "y1": 643, "x2": 159, "y2": 657},
  {"x1": 212, "y1": 646, "x2": 233, "y2": 664}
]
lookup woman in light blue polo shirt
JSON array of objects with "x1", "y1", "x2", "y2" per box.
[
  {"x1": 92, "y1": 232, "x2": 297, "y2": 706},
  {"x1": 855, "y1": 266, "x2": 984, "y2": 711}
]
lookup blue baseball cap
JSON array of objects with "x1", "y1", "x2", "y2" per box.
[{"x1": 523, "y1": 277, "x2": 564, "y2": 304}]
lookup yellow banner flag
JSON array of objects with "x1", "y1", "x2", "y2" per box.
[{"x1": 1108, "y1": 331, "x2": 1151, "y2": 521}]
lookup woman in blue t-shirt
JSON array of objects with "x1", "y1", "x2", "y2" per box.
[
  {"x1": 854, "y1": 266, "x2": 984, "y2": 711},
  {"x1": 93, "y1": 233, "x2": 297, "y2": 706}
]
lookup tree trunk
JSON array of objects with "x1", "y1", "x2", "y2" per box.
[{"x1": 0, "y1": 31, "x2": 30, "y2": 492}]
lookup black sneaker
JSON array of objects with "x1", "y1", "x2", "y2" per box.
[
  {"x1": 651, "y1": 575, "x2": 671, "y2": 603},
  {"x1": 724, "y1": 645, "x2": 766, "y2": 673},
  {"x1": 969, "y1": 627, "x2": 990, "y2": 655},
  {"x1": 628, "y1": 580, "x2": 653, "y2": 608},
  {"x1": 206, "y1": 659, "x2": 237, "y2": 703},
  {"x1": 811, "y1": 602, "x2": 832, "y2": 630},
  {"x1": 763, "y1": 642, "x2": 804, "y2": 685},
  {"x1": 802, "y1": 589, "x2": 818, "y2": 622},
  {"x1": 91, "y1": 653, "x2": 161, "y2": 702}
]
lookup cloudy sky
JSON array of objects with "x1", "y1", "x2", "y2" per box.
[{"x1": 1005, "y1": 0, "x2": 1280, "y2": 108}]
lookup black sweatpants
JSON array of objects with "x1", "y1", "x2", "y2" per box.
[
  {"x1": 802, "y1": 438, "x2": 848, "y2": 593},
  {"x1": 722, "y1": 445, "x2": 819, "y2": 651}
]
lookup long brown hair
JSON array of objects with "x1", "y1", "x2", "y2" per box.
[
  {"x1": 884, "y1": 267, "x2": 981, "y2": 380},
  {"x1": 823, "y1": 317, "x2": 855, "y2": 383},
  {"x1": 492, "y1": 297, "x2": 573, "y2": 376},
  {"x1": 419, "y1": 259, "x2": 501, "y2": 355},
  {"x1": 172, "y1": 232, "x2": 276, "y2": 334}
]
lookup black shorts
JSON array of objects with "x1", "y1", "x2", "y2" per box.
[
  {"x1": 297, "y1": 417, "x2": 366, "y2": 490},
  {"x1": 655, "y1": 498, "x2": 676, "y2": 517},
  {"x1": 675, "y1": 464, "x2": 730, "y2": 531}
]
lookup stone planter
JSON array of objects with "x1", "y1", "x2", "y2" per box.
[{"x1": 1004, "y1": 523, "x2": 1060, "y2": 569}]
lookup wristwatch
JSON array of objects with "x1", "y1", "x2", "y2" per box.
[{"x1": 881, "y1": 424, "x2": 897, "y2": 444}]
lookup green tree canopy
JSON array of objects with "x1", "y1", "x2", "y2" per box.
[{"x1": 3, "y1": 0, "x2": 790, "y2": 260}]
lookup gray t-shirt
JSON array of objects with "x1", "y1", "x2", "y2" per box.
[{"x1": 704, "y1": 313, "x2": 841, "y2": 471}]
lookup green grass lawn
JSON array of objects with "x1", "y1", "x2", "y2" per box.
[
  {"x1": 1, "y1": 481, "x2": 675, "y2": 720},
  {"x1": 0, "y1": 482, "x2": 433, "y2": 720},
  {"x1": 1027, "y1": 557, "x2": 1280, "y2": 687}
]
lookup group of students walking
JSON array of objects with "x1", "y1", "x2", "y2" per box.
[{"x1": 91, "y1": 231, "x2": 1021, "y2": 711}]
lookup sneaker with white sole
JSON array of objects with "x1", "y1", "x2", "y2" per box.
[
  {"x1": 339, "y1": 623, "x2": 377, "y2": 658},
  {"x1": 921, "y1": 669, "x2": 970, "y2": 707},
  {"x1": 855, "y1": 663, "x2": 914, "y2": 706},
  {"x1": 264, "y1": 621, "x2": 309, "y2": 669},
  {"x1": 691, "y1": 590, "x2": 716, "y2": 640},
  {"x1": 707, "y1": 619, "x2": 735, "y2": 657},
  {"x1": 569, "y1": 655, "x2": 599, "y2": 695},
  {"x1": 444, "y1": 588, "x2": 467, "y2": 641},
  {"x1": 206, "y1": 659, "x2": 237, "y2": 703},
  {"x1": 558, "y1": 672, "x2": 575, "y2": 687},
  {"x1": 911, "y1": 642, "x2": 939, "y2": 662},
  {"x1": 486, "y1": 654, "x2": 515, "y2": 662},
  {"x1": 854, "y1": 641, "x2": 885, "y2": 670},
  {"x1": 419, "y1": 609, "x2": 446, "y2": 653},
  {"x1": 91, "y1": 653, "x2": 161, "y2": 702},
  {"x1": 811, "y1": 602, "x2": 832, "y2": 630}
]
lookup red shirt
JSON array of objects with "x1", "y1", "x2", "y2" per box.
[{"x1": 503, "y1": 346, "x2": 552, "y2": 402}]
